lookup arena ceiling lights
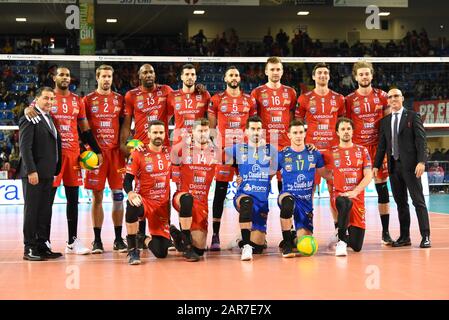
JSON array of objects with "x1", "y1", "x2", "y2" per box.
[
  {"x1": 193, "y1": 10, "x2": 205, "y2": 15},
  {"x1": 106, "y1": 18, "x2": 117, "y2": 23},
  {"x1": 15, "y1": 17, "x2": 27, "y2": 22},
  {"x1": 378, "y1": 12, "x2": 391, "y2": 16},
  {"x1": 297, "y1": 11, "x2": 310, "y2": 15}
]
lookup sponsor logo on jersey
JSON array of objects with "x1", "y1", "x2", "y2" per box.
[
  {"x1": 308, "y1": 163, "x2": 316, "y2": 169},
  {"x1": 285, "y1": 157, "x2": 292, "y2": 163},
  {"x1": 145, "y1": 164, "x2": 153, "y2": 172},
  {"x1": 310, "y1": 107, "x2": 316, "y2": 114},
  {"x1": 92, "y1": 106, "x2": 98, "y2": 113},
  {"x1": 261, "y1": 93, "x2": 268, "y2": 99},
  {"x1": 93, "y1": 100, "x2": 99, "y2": 105},
  {"x1": 137, "y1": 96, "x2": 144, "y2": 101},
  {"x1": 73, "y1": 100, "x2": 78, "y2": 107},
  {"x1": 374, "y1": 97, "x2": 380, "y2": 104},
  {"x1": 157, "y1": 91, "x2": 162, "y2": 96},
  {"x1": 175, "y1": 103, "x2": 181, "y2": 110},
  {"x1": 252, "y1": 164, "x2": 261, "y2": 173},
  {"x1": 308, "y1": 154, "x2": 314, "y2": 162},
  {"x1": 283, "y1": 92, "x2": 289, "y2": 98},
  {"x1": 196, "y1": 95, "x2": 202, "y2": 101},
  {"x1": 354, "y1": 107, "x2": 360, "y2": 114},
  {"x1": 144, "y1": 157, "x2": 152, "y2": 163},
  {"x1": 285, "y1": 164, "x2": 292, "y2": 172},
  {"x1": 297, "y1": 174, "x2": 306, "y2": 183},
  {"x1": 220, "y1": 105, "x2": 227, "y2": 112},
  {"x1": 335, "y1": 160, "x2": 340, "y2": 167},
  {"x1": 51, "y1": 106, "x2": 58, "y2": 113},
  {"x1": 263, "y1": 100, "x2": 269, "y2": 107},
  {"x1": 243, "y1": 183, "x2": 251, "y2": 192},
  {"x1": 353, "y1": 101, "x2": 360, "y2": 107},
  {"x1": 137, "y1": 102, "x2": 144, "y2": 109}
]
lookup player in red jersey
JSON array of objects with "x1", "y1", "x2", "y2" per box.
[
  {"x1": 251, "y1": 56, "x2": 297, "y2": 192},
  {"x1": 83, "y1": 65, "x2": 127, "y2": 254},
  {"x1": 167, "y1": 64, "x2": 211, "y2": 146},
  {"x1": 345, "y1": 61, "x2": 393, "y2": 245},
  {"x1": 169, "y1": 118, "x2": 217, "y2": 262},
  {"x1": 119, "y1": 64, "x2": 173, "y2": 248},
  {"x1": 25, "y1": 67, "x2": 103, "y2": 255},
  {"x1": 208, "y1": 66, "x2": 257, "y2": 251},
  {"x1": 123, "y1": 120, "x2": 172, "y2": 265},
  {"x1": 295, "y1": 62, "x2": 345, "y2": 243},
  {"x1": 322, "y1": 118, "x2": 373, "y2": 256}
]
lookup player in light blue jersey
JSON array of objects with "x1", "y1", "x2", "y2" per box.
[
  {"x1": 277, "y1": 119, "x2": 331, "y2": 258},
  {"x1": 226, "y1": 116, "x2": 277, "y2": 261}
]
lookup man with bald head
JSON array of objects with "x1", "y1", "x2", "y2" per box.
[
  {"x1": 374, "y1": 88, "x2": 431, "y2": 248},
  {"x1": 119, "y1": 63, "x2": 173, "y2": 249}
]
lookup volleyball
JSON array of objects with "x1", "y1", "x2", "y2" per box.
[
  {"x1": 297, "y1": 235, "x2": 318, "y2": 257},
  {"x1": 126, "y1": 139, "x2": 144, "y2": 150},
  {"x1": 79, "y1": 151, "x2": 99, "y2": 170}
]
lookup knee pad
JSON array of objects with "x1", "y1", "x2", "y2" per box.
[
  {"x1": 125, "y1": 201, "x2": 144, "y2": 223},
  {"x1": 149, "y1": 237, "x2": 169, "y2": 258},
  {"x1": 238, "y1": 196, "x2": 253, "y2": 223},
  {"x1": 192, "y1": 246, "x2": 205, "y2": 256},
  {"x1": 280, "y1": 195, "x2": 294, "y2": 219},
  {"x1": 112, "y1": 190, "x2": 124, "y2": 211},
  {"x1": 375, "y1": 182, "x2": 390, "y2": 204},
  {"x1": 336, "y1": 196, "x2": 353, "y2": 214},
  {"x1": 179, "y1": 193, "x2": 193, "y2": 218}
]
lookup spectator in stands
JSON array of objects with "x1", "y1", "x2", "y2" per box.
[
  {"x1": 276, "y1": 28, "x2": 289, "y2": 56},
  {"x1": 192, "y1": 29, "x2": 207, "y2": 55},
  {"x1": 428, "y1": 161, "x2": 445, "y2": 183},
  {"x1": 1, "y1": 162, "x2": 15, "y2": 179},
  {"x1": 2, "y1": 40, "x2": 13, "y2": 54},
  {"x1": 263, "y1": 28, "x2": 274, "y2": 56}
]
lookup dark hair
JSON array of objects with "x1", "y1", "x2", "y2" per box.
[
  {"x1": 246, "y1": 115, "x2": 262, "y2": 128},
  {"x1": 192, "y1": 118, "x2": 209, "y2": 129},
  {"x1": 148, "y1": 120, "x2": 165, "y2": 131},
  {"x1": 36, "y1": 86, "x2": 54, "y2": 98},
  {"x1": 312, "y1": 62, "x2": 330, "y2": 75},
  {"x1": 289, "y1": 119, "x2": 306, "y2": 131},
  {"x1": 224, "y1": 65, "x2": 239, "y2": 76},
  {"x1": 335, "y1": 117, "x2": 354, "y2": 132},
  {"x1": 181, "y1": 64, "x2": 196, "y2": 75}
]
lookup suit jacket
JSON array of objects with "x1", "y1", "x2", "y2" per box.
[
  {"x1": 18, "y1": 111, "x2": 62, "y2": 179},
  {"x1": 374, "y1": 108, "x2": 427, "y2": 172}
]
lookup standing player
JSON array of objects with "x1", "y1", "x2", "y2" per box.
[
  {"x1": 25, "y1": 67, "x2": 103, "y2": 254},
  {"x1": 277, "y1": 120, "x2": 330, "y2": 258},
  {"x1": 208, "y1": 66, "x2": 257, "y2": 251},
  {"x1": 169, "y1": 118, "x2": 217, "y2": 262},
  {"x1": 251, "y1": 56, "x2": 297, "y2": 192},
  {"x1": 119, "y1": 64, "x2": 173, "y2": 248},
  {"x1": 322, "y1": 118, "x2": 373, "y2": 256},
  {"x1": 123, "y1": 120, "x2": 172, "y2": 265},
  {"x1": 167, "y1": 64, "x2": 211, "y2": 146},
  {"x1": 345, "y1": 61, "x2": 393, "y2": 245},
  {"x1": 230, "y1": 116, "x2": 277, "y2": 261},
  {"x1": 83, "y1": 65, "x2": 127, "y2": 253},
  {"x1": 295, "y1": 62, "x2": 345, "y2": 243}
]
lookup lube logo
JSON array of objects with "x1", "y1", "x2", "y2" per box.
[{"x1": 65, "y1": 5, "x2": 80, "y2": 30}]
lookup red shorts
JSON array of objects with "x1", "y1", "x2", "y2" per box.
[
  {"x1": 141, "y1": 198, "x2": 171, "y2": 239},
  {"x1": 332, "y1": 192, "x2": 366, "y2": 229},
  {"x1": 173, "y1": 192, "x2": 208, "y2": 232},
  {"x1": 366, "y1": 144, "x2": 389, "y2": 180},
  {"x1": 84, "y1": 148, "x2": 125, "y2": 191},
  {"x1": 53, "y1": 151, "x2": 83, "y2": 187},
  {"x1": 215, "y1": 164, "x2": 236, "y2": 182}
]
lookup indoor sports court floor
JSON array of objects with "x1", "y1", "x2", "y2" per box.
[{"x1": 0, "y1": 196, "x2": 448, "y2": 300}]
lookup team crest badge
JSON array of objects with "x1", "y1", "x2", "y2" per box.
[
  {"x1": 310, "y1": 107, "x2": 316, "y2": 114},
  {"x1": 335, "y1": 160, "x2": 340, "y2": 167},
  {"x1": 285, "y1": 164, "x2": 292, "y2": 172},
  {"x1": 220, "y1": 105, "x2": 227, "y2": 112},
  {"x1": 145, "y1": 164, "x2": 153, "y2": 172},
  {"x1": 354, "y1": 107, "x2": 360, "y2": 114},
  {"x1": 92, "y1": 106, "x2": 98, "y2": 113}
]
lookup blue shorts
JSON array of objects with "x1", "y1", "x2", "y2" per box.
[
  {"x1": 234, "y1": 193, "x2": 269, "y2": 233},
  {"x1": 278, "y1": 196, "x2": 314, "y2": 232}
]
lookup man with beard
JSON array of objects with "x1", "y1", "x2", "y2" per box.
[
  {"x1": 345, "y1": 61, "x2": 393, "y2": 245},
  {"x1": 25, "y1": 67, "x2": 102, "y2": 255},
  {"x1": 123, "y1": 120, "x2": 172, "y2": 265},
  {"x1": 322, "y1": 118, "x2": 373, "y2": 257},
  {"x1": 169, "y1": 118, "x2": 218, "y2": 262},
  {"x1": 208, "y1": 66, "x2": 257, "y2": 251},
  {"x1": 119, "y1": 64, "x2": 173, "y2": 249},
  {"x1": 167, "y1": 64, "x2": 211, "y2": 147},
  {"x1": 83, "y1": 65, "x2": 127, "y2": 253}
]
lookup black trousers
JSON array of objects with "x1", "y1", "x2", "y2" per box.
[
  {"x1": 22, "y1": 178, "x2": 54, "y2": 252},
  {"x1": 389, "y1": 159, "x2": 430, "y2": 238}
]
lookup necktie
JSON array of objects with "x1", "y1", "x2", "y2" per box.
[
  {"x1": 393, "y1": 113, "x2": 399, "y2": 160},
  {"x1": 45, "y1": 113, "x2": 56, "y2": 137}
]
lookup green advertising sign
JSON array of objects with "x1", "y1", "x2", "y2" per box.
[{"x1": 79, "y1": 0, "x2": 95, "y2": 55}]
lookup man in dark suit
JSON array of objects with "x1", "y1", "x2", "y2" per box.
[
  {"x1": 374, "y1": 88, "x2": 431, "y2": 248},
  {"x1": 19, "y1": 87, "x2": 62, "y2": 260}
]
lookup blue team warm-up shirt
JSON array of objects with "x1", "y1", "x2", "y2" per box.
[
  {"x1": 226, "y1": 143, "x2": 277, "y2": 203},
  {"x1": 278, "y1": 147, "x2": 324, "y2": 212}
]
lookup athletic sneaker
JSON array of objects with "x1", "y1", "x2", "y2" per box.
[
  {"x1": 241, "y1": 244, "x2": 253, "y2": 261},
  {"x1": 328, "y1": 229, "x2": 339, "y2": 248},
  {"x1": 113, "y1": 238, "x2": 128, "y2": 253},
  {"x1": 127, "y1": 248, "x2": 141, "y2": 265},
  {"x1": 137, "y1": 234, "x2": 149, "y2": 251},
  {"x1": 169, "y1": 225, "x2": 186, "y2": 252},
  {"x1": 226, "y1": 235, "x2": 242, "y2": 250},
  {"x1": 335, "y1": 240, "x2": 348, "y2": 257},
  {"x1": 281, "y1": 242, "x2": 295, "y2": 258},
  {"x1": 209, "y1": 233, "x2": 221, "y2": 251},
  {"x1": 381, "y1": 231, "x2": 394, "y2": 246},
  {"x1": 183, "y1": 246, "x2": 200, "y2": 262},
  {"x1": 167, "y1": 239, "x2": 176, "y2": 252},
  {"x1": 66, "y1": 237, "x2": 91, "y2": 255},
  {"x1": 91, "y1": 240, "x2": 104, "y2": 254}
]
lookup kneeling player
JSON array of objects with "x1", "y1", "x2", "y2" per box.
[
  {"x1": 123, "y1": 120, "x2": 172, "y2": 265},
  {"x1": 323, "y1": 118, "x2": 373, "y2": 256},
  {"x1": 277, "y1": 120, "x2": 330, "y2": 258},
  {"x1": 231, "y1": 116, "x2": 277, "y2": 261},
  {"x1": 170, "y1": 118, "x2": 217, "y2": 262}
]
